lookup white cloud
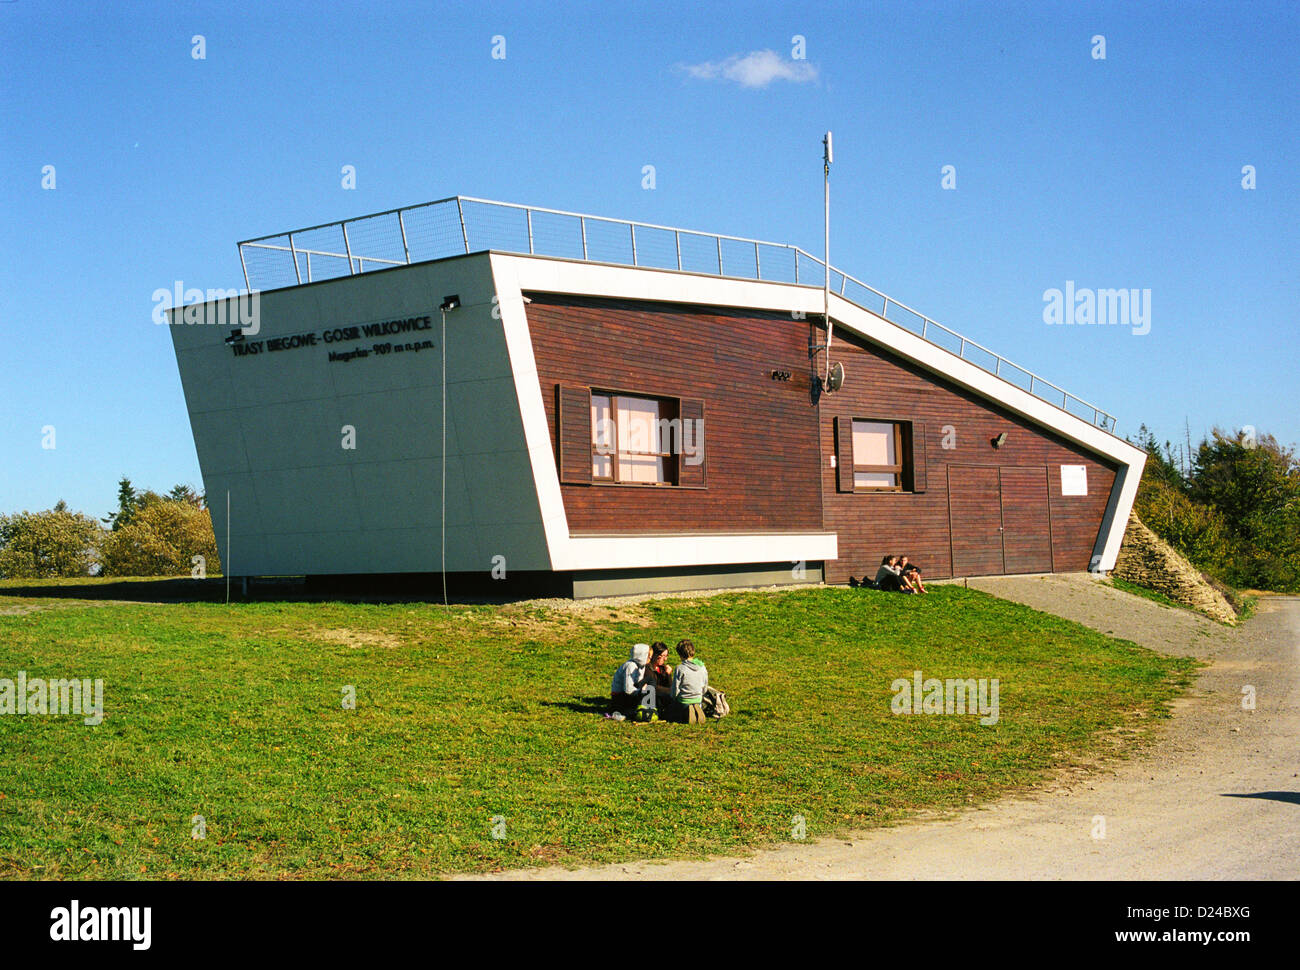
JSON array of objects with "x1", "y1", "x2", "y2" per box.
[{"x1": 678, "y1": 49, "x2": 818, "y2": 89}]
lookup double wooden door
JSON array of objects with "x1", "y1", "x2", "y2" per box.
[{"x1": 947, "y1": 465, "x2": 1054, "y2": 576}]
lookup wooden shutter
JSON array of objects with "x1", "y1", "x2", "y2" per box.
[
  {"x1": 910, "y1": 421, "x2": 927, "y2": 493},
  {"x1": 556, "y1": 384, "x2": 592, "y2": 485},
  {"x1": 835, "y1": 416, "x2": 855, "y2": 492},
  {"x1": 677, "y1": 398, "x2": 706, "y2": 488}
]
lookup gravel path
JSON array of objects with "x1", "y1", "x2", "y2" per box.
[{"x1": 462, "y1": 575, "x2": 1300, "y2": 880}]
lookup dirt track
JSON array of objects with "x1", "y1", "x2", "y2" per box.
[{"x1": 464, "y1": 576, "x2": 1300, "y2": 880}]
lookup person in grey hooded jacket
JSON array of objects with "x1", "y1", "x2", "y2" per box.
[
  {"x1": 608, "y1": 642, "x2": 657, "y2": 720},
  {"x1": 670, "y1": 639, "x2": 708, "y2": 724}
]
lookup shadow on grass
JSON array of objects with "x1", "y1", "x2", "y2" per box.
[{"x1": 541, "y1": 696, "x2": 613, "y2": 715}]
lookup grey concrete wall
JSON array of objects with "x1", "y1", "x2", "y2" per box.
[
  {"x1": 571, "y1": 563, "x2": 824, "y2": 598},
  {"x1": 167, "y1": 254, "x2": 551, "y2": 576}
]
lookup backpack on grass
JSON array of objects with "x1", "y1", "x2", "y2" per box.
[{"x1": 702, "y1": 686, "x2": 730, "y2": 719}]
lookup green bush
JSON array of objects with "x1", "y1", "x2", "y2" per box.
[
  {"x1": 0, "y1": 506, "x2": 103, "y2": 579},
  {"x1": 100, "y1": 497, "x2": 221, "y2": 577},
  {"x1": 1131, "y1": 426, "x2": 1300, "y2": 593}
]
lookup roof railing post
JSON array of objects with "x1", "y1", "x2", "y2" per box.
[
  {"x1": 754, "y1": 241, "x2": 761, "y2": 279},
  {"x1": 959, "y1": 336, "x2": 966, "y2": 358},
  {"x1": 995, "y1": 356, "x2": 1002, "y2": 377},
  {"x1": 342, "y1": 222, "x2": 354, "y2": 274},
  {"x1": 840, "y1": 274, "x2": 847, "y2": 295},
  {"x1": 883, "y1": 296, "x2": 890, "y2": 320},
  {"x1": 794, "y1": 249, "x2": 799, "y2": 285},
  {"x1": 397, "y1": 208, "x2": 411, "y2": 264},
  {"x1": 307, "y1": 252, "x2": 312, "y2": 282},
  {"x1": 457, "y1": 197, "x2": 470, "y2": 253},
  {"x1": 675, "y1": 231, "x2": 682, "y2": 271},
  {"x1": 580, "y1": 217, "x2": 588, "y2": 260},
  {"x1": 526, "y1": 208, "x2": 535, "y2": 254},
  {"x1": 716, "y1": 236, "x2": 723, "y2": 275},
  {"x1": 288, "y1": 233, "x2": 302, "y2": 285},
  {"x1": 630, "y1": 224, "x2": 637, "y2": 265}
]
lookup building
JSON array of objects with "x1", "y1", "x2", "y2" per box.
[{"x1": 166, "y1": 196, "x2": 1146, "y2": 598}]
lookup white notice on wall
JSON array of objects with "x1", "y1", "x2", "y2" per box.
[{"x1": 1061, "y1": 465, "x2": 1088, "y2": 496}]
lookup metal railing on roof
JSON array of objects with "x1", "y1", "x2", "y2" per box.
[{"x1": 237, "y1": 196, "x2": 1119, "y2": 433}]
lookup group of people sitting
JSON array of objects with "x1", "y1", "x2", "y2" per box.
[
  {"x1": 850, "y1": 554, "x2": 928, "y2": 594},
  {"x1": 607, "y1": 640, "x2": 708, "y2": 724}
]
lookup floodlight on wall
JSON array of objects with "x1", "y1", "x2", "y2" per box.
[
  {"x1": 440, "y1": 295, "x2": 461, "y2": 312},
  {"x1": 992, "y1": 432, "x2": 1009, "y2": 448},
  {"x1": 224, "y1": 330, "x2": 245, "y2": 345}
]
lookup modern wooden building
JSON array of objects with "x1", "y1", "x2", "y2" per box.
[{"x1": 168, "y1": 197, "x2": 1145, "y2": 597}]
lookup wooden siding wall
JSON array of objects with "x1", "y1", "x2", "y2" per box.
[
  {"x1": 523, "y1": 294, "x2": 1117, "y2": 579},
  {"x1": 819, "y1": 328, "x2": 1117, "y2": 583},
  {"x1": 525, "y1": 294, "x2": 824, "y2": 534}
]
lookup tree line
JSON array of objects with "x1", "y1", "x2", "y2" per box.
[
  {"x1": 1130, "y1": 425, "x2": 1300, "y2": 593},
  {"x1": 0, "y1": 478, "x2": 221, "y2": 579}
]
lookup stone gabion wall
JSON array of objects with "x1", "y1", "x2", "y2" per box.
[{"x1": 1112, "y1": 513, "x2": 1237, "y2": 624}]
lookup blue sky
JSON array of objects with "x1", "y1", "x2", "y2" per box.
[{"x1": 2, "y1": 0, "x2": 1296, "y2": 517}]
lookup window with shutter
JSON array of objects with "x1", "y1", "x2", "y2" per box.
[
  {"x1": 556, "y1": 384, "x2": 593, "y2": 485},
  {"x1": 557, "y1": 386, "x2": 706, "y2": 489},
  {"x1": 838, "y1": 417, "x2": 922, "y2": 493}
]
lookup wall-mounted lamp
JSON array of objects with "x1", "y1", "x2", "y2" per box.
[
  {"x1": 224, "y1": 330, "x2": 245, "y2": 345},
  {"x1": 992, "y1": 432, "x2": 1009, "y2": 449},
  {"x1": 440, "y1": 295, "x2": 461, "y2": 312}
]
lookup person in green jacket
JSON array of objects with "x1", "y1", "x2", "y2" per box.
[{"x1": 670, "y1": 639, "x2": 708, "y2": 724}]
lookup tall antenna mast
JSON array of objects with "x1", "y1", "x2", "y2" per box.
[{"x1": 823, "y1": 131, "x2": 833, "y2": 383}]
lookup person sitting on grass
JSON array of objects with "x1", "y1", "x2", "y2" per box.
[
  {"x1": 874, "y1": 555, "x2": 904, "y2": 592},
  {"x1": 670, "y1": 639, "x2": 709, "y2": 724},
  {"x1": 647, "y1": 641, "x2": 673, "y2": 698},
  {"x1": 607, "y1": 642, "x2": 658, "y2": 722},
  {"x1": 898, "y1": 557, "x2": 928, "y2": 594},
  {"x1": 875, "y1": 555, "x2": 919, "y2": 594}
]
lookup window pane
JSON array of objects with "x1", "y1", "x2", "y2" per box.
[
  {"x1": 618, "y1": 396, "x2": 661, "y2": 455},
  {"x1": 591, "y1": 395, "x2": 613, "y2": 477},
  {"x1": 855, "y1": 471, "x2": 897, "y2": 489},
  {"x1": 853, "y1": 421, "x2": 896, "y2": 466},
  {"x1": 591, "y1": 395, "x2": 613, "y2": 453},
  {"x1": 618, "y1": 454, "x2": 665, "y2": 483}
]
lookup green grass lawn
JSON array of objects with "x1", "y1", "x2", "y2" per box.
[{"x1": 0, "y1": 583, "x2": 1196, "y2": 879}]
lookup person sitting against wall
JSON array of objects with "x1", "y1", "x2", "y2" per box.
[
  {"x1": 897, "y1": 556, "x2": 928, "y2": 594},
  {"x1": 874, "y1": 555, "x2": 906, "y2": 592},
  {"x1": 899, "y1": 556, "x2": 930, "y2": 592},
  {"x1": 607, "y1": 642, "x2": 658, "y2": 722}
]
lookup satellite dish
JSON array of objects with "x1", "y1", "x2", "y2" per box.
[{"x1": 827, "y1": 361, "x2": 845, "y2": 393}]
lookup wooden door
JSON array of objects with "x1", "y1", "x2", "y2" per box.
[
  {"x1": 999, "y1": 466, "x2": 1053, "y2": 574},
  {"x1": 948, "y1": 465, "x2": 1004, "y2": 576}
]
